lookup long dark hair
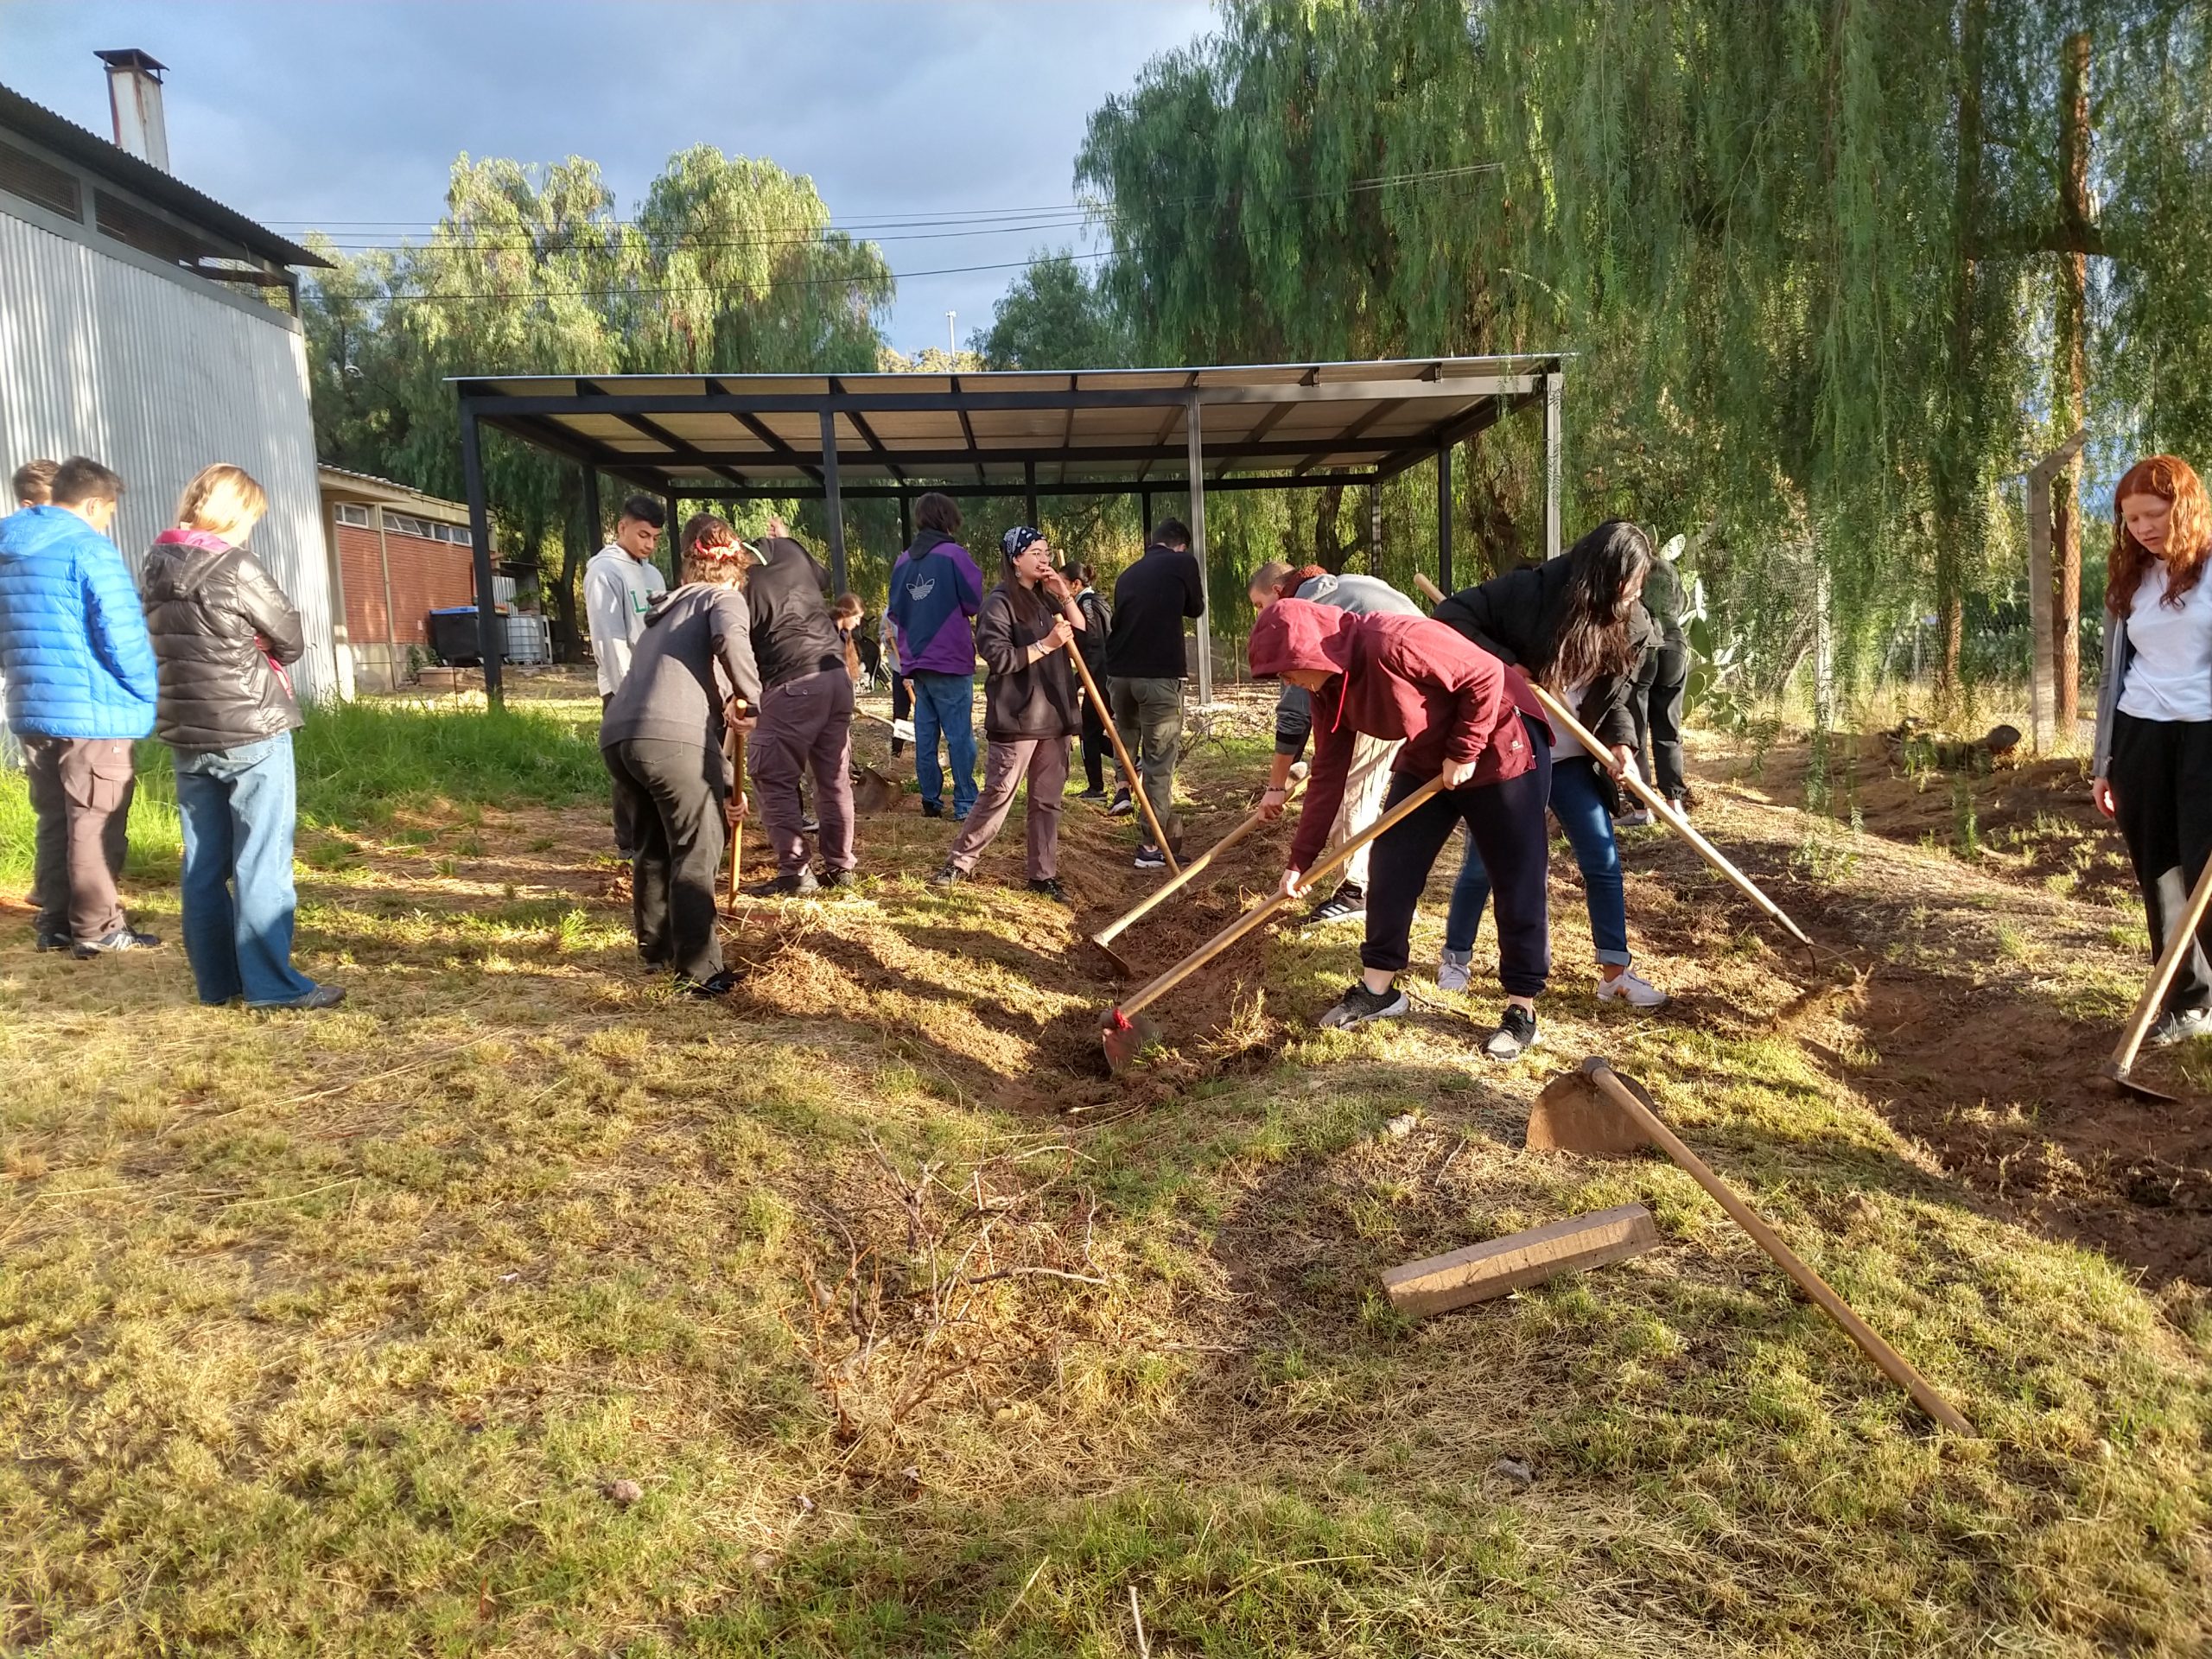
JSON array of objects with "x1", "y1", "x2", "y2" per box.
[{"x1": 1544, "y1": 521, "x2": 1652, "y2": 692}]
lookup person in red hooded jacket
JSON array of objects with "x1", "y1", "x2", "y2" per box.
[{"x1": 1249, "y1": 597, "x2": 1554, "y2": 1059}]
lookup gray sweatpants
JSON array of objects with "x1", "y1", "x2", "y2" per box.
[
  {"x1": 1109, "y1": 675, "x2": 1182, "y2": 848},
  {"x1": 947, "y1": 735, "x2": 1071, "y2": 880}
]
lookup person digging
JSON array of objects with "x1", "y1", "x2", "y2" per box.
[{"x1": 1249, "y1": 597, "x2": 1554, "y2": 1060}]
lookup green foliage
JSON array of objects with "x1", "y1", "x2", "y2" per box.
[{"x1": 976, "y1": 252, "x2": 1134, "y2": 372}]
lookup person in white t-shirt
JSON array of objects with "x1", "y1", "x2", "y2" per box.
[
  {"x1": 583, "y1": 493, "x2": 670, "y2": 857},
  {"x1": 2092, "y1": 454, "x2": 2212, "y2": 1046}
]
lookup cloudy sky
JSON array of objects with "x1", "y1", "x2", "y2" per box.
[{"x1": 0, "y1": 0, "x2": 1213, "y2": 354}]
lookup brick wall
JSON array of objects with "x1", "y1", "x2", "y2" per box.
[{"x1": 335, "y1": 520, "x2": 475, "y2": 647}]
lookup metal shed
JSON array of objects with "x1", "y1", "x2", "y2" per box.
[{"x1": 454, "y1": 355, "x2": 1566, "y2": 706}]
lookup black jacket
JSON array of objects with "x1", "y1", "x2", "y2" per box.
[
  {"x1": 1105, "y1": 543, "x2": 1205, "y2": 679},
  {"x1": 975, "y1": 584, "x2": 1083, "y2": 741},
  {"x1": 600, "y1": 584, "x2": 762, "y2": 787},
  {"x1": 747, "y1": 535, "x2": 843, "y2": 691},
  {"x1": 1432, "y1": 559, "x2": 1655, "y2": 750},
  {"x1": 140, "y1": 531, "x2": 305, "y2": 753}
]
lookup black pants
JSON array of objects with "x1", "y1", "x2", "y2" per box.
[
  {"x1": 889, "y1": 671, "x2": 912, "y2": 754},
  {"x1": 601, "y1": 692, "x2": 640, "y2": 855},
  {"x1": 23, "y1": 734, "x2": 135, "y2": 942},
  {"x1": 1363, "y1": 748, "x2": 1552, "y2": 996},
  {"x1": 2108, "y1": 711, "x2": 2212, "y2": 1015},
  {"x1": 1080, "y1": 687, "x2": 1110, "y2": 792},
  {"x1": 1632, "y1": 642, "x2": 1689, "y2": 801},
  {"x1": 605, "y1": 737, "x2": 727, "y2": 982}
]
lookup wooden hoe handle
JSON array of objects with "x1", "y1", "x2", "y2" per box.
[
  {"x1": 1065, "y1": 645, "x2": 1180, "y2": 875},
  {"x1": 1526, "y1": 682, "x2": 1813, "y2": 947},
  {"x1": 1116, "y1": 776, "x2": 1448, "y2": 1024},
  {"x1": 1092, "y1": 764, "x2": 1308, "y2": 950},
  {"x1": 1581, "y1": 1059, "x2": 1974, "y2": 1435},
  {"x1": 2112, "y1": 854, "x2": 2212, "y2": 1074}
]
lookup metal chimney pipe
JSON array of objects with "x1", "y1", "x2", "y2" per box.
[{"x1": 94, "y1": 48, "x2": 170, "y2": 173}]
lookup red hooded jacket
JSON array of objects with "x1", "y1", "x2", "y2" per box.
[{"x1": 1249, "y1": 599, "x2": 1539, "y2": 873}]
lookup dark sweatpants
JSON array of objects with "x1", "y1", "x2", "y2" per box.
[
  {"x1": 601, "y1": 691, "x2": 640, "y2": 856},
  {"x1": 1362, "y1": 747, "x2": 1552, "y2": 998},
  {"x1": 2108, "y1": 711, "x2": 2212, "y2": 1016},
  {"x1": 605, "y1": 737, "x2": 727, "y2": 982},
  {"x1": 750, "y1": 666, "x2": 856, "y2": 875},
  {"x1": 1632, "y1": 640, "x2": 1690, "y2": 801},
  {"x1": 24, "y1": 734, "x2": 135, "y2": 943}
]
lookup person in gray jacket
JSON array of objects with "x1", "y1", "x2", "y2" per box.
[
  {"x1": 2092, "y1": 454, "x2": 2212, "y2": 1046},
  {"x1": 600, "y1": 529, "x2": 761, "y2": 997},
  {"x1": 1248, "y1": 561, "x2": 1423, "y2": 924}
]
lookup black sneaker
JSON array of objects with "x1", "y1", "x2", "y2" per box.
[
  {"x1": 1075, "y1": 787, "x2": 1109, "y2": 804},
  {"x1": 33, "y1": 929, "x2": 69, "y2": 953},
  {"x1": 678, "y1": 969, "x2": 739, "y2": 999},
  {"x1": 799, "y1": 816, "x2": 820, "y2": 836},
  {"x1": 930, "y1": 863, "x2": 969, "y2": 887},
  {"x1": 1027, "y1": 877, "x2": 1069, "y2": 902},
  {"x1": 1303, "y1": 884, "x2": 1366, "y2": 925},
  {"x1": 1318, "y1": 981, "x2": 1409, "y2": 1030},
  {"x1": 1108, "y1": 787, "x2": 1135, "y2": 818},
  {"x1": 920, "y1": 801, "x2": 944, "y2": 819},
  {"x1": 72, "y1": 927, "x2": 162, "y2": 958},
  {"x1": 743, "y1": 868, "x2": 820, "y2": 899},
  {"x1": 817, "y1": 866, "x2": 860, "y2": 889},
  {"x1": 1134, "y1": 844, "x2": 1167, "y2": 870},
  {"x1": 2147, "y1": 1007, "x2": 2212, "y2": 1047},
  {"x1": 250, "y1": 983, "x2": 346, "y2": 1012},
  {"x1": 1482, "y1": 1004, "x2": 1540, "y2": 1061}
]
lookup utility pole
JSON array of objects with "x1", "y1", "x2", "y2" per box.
[{"x1": 946, "y1": 310, "x2": 957, "y2": 357}]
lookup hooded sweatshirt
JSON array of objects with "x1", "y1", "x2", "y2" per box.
[
  {"x1": 1249, "y1": 599, "x2": 1537, "y2": 874},
  {"x1": 886, "y1": 531, "x2": 983, "y2": 677},
  {"x1": 583, "y1": 545, "x2": 668, "y2": 696},
  {"x1": 598, "y1": 583, "x2": 762, "y2": 785},
  {"x1": 1271, "y1": 571, "x2": 1424, "y2": 757},
  {"x1": 140, "y1": 528, "x2": 305, "y2": 753},
  {"x1": 744, "y1": 534, "x2": 842, "y2": 690}
]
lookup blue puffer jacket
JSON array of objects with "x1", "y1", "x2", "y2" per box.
[{"x1": 0, "y1": 505, "x2": 159, "y2": 740}]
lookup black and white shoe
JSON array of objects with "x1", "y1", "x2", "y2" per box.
[
  {"x1": 1303, "y1": 884, "x2": 1366, "y2": 925},
  {"x1": 1482, "y1": 1004, "x2": 1540, "y2": 1061},
  {"x1": 1075, "y1": 786, "x2": 1109, "y2": 804},
  {"x1": 1108, "y1": 787, "x2": 1135, "y2": 817},
  {"x1": 250, "y1": 983, "x2": 347, "y2": 1012},
  {"x1": 817, "y1": 866, "x2": 860, "y2": 889},
  {"x1": 678, "y1": 969, "x2": 739, "y2": 999},
  {"x1": 72, "y1": 927, "x2": 162, "y2": 958},
  {"x1": 744, "y1": 868, "x2": 820, "y2": 899},
  {"x1": 1134, "y1": 844, "x2": 1167, "y2": 870},
  {"x1": 33, "y1": 929, "x2": 69, "y2": 953},
  {"x1": 1027, "y1": 877, "x2": 1069, "y2": 902},
  {"x1": 2147, "y1": 1007, "x2": 2212, "y2": 1047},
  {"x1": 1318, "y1": 981, "x2": 1409, "y2": 1030},
  {"x1": 929, "y1": 863, "x2": 969, "y2": 888},
  {"x1": 799, "y1": 816, "x2": 821, "y2": 836}
]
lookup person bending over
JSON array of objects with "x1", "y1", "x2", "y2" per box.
[
  {"x1": 2092, "y1": 455, "x2": 2212, "y2": 1046},
  {"x1": 1431, "y1": 521, "x2": 1668, "y2": 1010},
  {"x1": 600, "y1": 524, "x2": 762, "y2": 996},
  {"x1": 1249, "y1": 598, "x2": 1552, "y2": 1060},
  {"x1": 741, "y1": 515, "x2": 858, "y2": 897},
  {"x1": 1249, "y1": 559, "x2": 1423, "y2": 925},
  {"x1": 932, "y1": 527, "x2": 1086, "y2": 899},
  {"x1": 143, "y1": 464, "x2": 340, "y2": 1010},
  {"x1": 1628, "y1": 533, "x2": 1693, "y2": 816}
]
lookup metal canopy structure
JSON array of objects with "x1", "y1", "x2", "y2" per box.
[{"x1": 452, "y1": 354, "x2": 1566, "y2": 704}]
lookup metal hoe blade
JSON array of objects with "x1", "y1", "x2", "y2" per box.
[
  {"x1": 1087, "y1": 933, "x2": 1136, "y2": 979},
  {"x1": 1525, "y1": 1066, "x2": 1656, "y2": 1155},
  {"x1": 1100, "y1": 1007, "x2": 1165, "y2": 1075},
  {"x1": 2103, "y1": 1056, "x2": 2183, "y2": 1104}
]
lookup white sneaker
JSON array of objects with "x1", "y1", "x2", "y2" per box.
[
  {"x1": 1616, "y1": 808, "x2": 1654, "y2": 828},
  {"x1": 1437, "y1": 948, "x2": 1472, "y2": 993},
  {"x1": 1597, "y1": 967, "x2": 1668, "y2": 1008}
]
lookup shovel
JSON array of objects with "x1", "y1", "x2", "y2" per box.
[
  {"x1": 1087, "y1": 762, "x2": 1309, "y2": 977},
  {"x1": 1523, "y1": 682, "x2": 1814, "y2": 950},
  {"x1": 2104, "y1": 855, "x2": 2212, "y2": 1102},
  {"x1": 1101, "y1": 777, "x2": 1446, "y2": 1073},
  {"x1": 1063, "y1": 643, "x2": 1181, "y2": 875},
  {"x1": 721, "y1": 719, "x2": 748, "y2": 913},
  {"x1": 1528, "y1": 1057, "x2": 1974, "y2": 1436}
]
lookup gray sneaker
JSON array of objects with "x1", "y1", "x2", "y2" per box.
[
  {"x1": 1482, "y1": 1004, "x2": 1540, "y2": 1061},
  {"x1": 1318, "y1": 981, "x2": 1409, "y2": 1030},
  {"x1": 2147, "y1": 1007, "x2": 2212, "y2": 1047}
]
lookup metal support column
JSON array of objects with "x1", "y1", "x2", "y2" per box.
[
  {"x1": 1542, "y1": 369, "x2": 1564, "y2": 560},
  {"x1": 1024, "y1": 461, "x2": 1039, "y2": 529},
  {"x1": 1185, "y1": 394, "x2": 1213, "y2": 705},
  {"x1": 1436, "y1": 439, "x2": 1455, "y2": 594},
  {"x1": 459, "y1": 406, "x2": 504, "y2": 707},
  {"x1": 1140, "y1": 488, "x2": 1154, "y2": 539},
  {"x1": 1369, "y1": 485, "x2": 1382, "y2": 577},
  {"x1": 664, "y1": 493, "x2": 680, "y2": 582},
  {"x1": 581, "y1": 467, "x2": 603, "y2": 554},
  {"x1": 898, "y1": 491, "x2": 912, "y2": 550},
  {"x1": 819, "y1": 408, "x2": 849, "y2": 596}
]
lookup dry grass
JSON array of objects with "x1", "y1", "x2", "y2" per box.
[{"x1": 1, "y1": 678, "x2": 2208, "y2": 1656}]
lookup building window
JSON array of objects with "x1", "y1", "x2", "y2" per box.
[
  {"x1": 442, "y1": 524, "x2": 474, "y2": 545},
  {"x1": 334, "y1": 503, "x2": 371, "y2": 527}
]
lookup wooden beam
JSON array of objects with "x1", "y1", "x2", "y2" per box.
[{"x1": 1381, "y1": 1204, "x2": 1660, "y2": 1319}]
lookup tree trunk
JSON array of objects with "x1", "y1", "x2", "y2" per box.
[
  {"x1": 2054, "y1": 28, "x2": 2091, "y2": 733},
  {"x1": 1933, "y1": 0, "x2": 1987, "y2": 721},
  {"x1": 1313, "y1": 483, "x2": 1347, "y2": 573}
]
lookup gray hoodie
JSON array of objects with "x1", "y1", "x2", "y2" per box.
[
  {"x1": 1270, "y1": 572, "x2": 1423, "y2": 757},
  {"x1": 598, "y1": 583, "x2": 762, "y2": 784}
]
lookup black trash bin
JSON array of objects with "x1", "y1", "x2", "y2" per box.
[{"x1": 429, "y1": 606, "x2": 505, "y2": 667}]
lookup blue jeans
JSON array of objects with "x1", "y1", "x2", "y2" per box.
[
  {"x1": 1446, "y1": 748, "x2": 1630, "y2": 967},
  {"x1": 909, "y1": 671, "x2": 977, "y2": 817},
  {"x1": 174, "y1": 732, "x2": 318, "y2": 1007}
]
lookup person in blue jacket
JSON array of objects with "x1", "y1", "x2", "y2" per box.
[{"x1": 0, "y1": 455, "x2": 162, "y2": 957}]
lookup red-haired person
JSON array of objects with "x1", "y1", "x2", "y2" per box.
[
  {"x1": 1249, "y1": 597, "x2": 1552, "y2": 1060},
  {"x1": 2093, "y1": 455, "x2": 2212, "y2": 1045}
]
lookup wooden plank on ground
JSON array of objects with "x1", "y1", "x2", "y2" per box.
[{"x1": 1381, "y1": 1204, "x2": 1661, "y2": 1319}]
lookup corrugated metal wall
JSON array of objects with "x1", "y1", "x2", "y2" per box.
[{"x1": 0, "y1": 205, "x2": 341, "y2": 702}]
